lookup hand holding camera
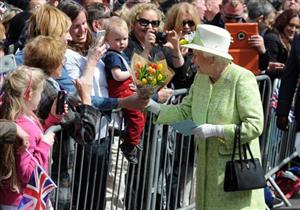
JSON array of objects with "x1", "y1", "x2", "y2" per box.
[
  {"x1": 56, "y1": 90, "x2": 67, "y2": 115},
  {"x1": 88, "y1": 31, "x2": 108, "y2": 65},
  {"x1": 92, "y1": 30, "x2": 106, "y2": 48},
  {"x1": 154, "y1": 30, "x2": 181, "y2": 51},
  {"x1": 50, "y1": 90, "x2": 68, "y2": 118},
  {"x1": 155, "y1": 31, "x2": 167, "y2": 46}
]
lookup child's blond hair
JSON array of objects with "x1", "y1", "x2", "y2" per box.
[
  {"x1": 0, "y1": 66, "x2": 45, "y2": 192},
  {"x1": 104, "y1": 16, "x2": 128, "y2": 36}
]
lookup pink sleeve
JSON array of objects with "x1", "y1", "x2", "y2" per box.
[
  {"x1": 16, "y1": 119, "x2": 51, "y2": 186},
  {"x1": 43, "y1": 113, "x2": 62, "y2": 131}
]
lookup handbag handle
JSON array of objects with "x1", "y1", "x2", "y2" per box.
[
  {"x1": 231, "y1": 125, "x2": 257, "y2": 168},
  {"x1": 231, "y1": 125, "x2": 241, "y2": 161}
]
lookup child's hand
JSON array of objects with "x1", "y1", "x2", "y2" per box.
[
  {"x1": 129, "y1": 83, "x2": 137, "y2": 92},
  {"x1": 50, "y1": 98, "x2": 68, "y2": 119},
  {"x1": 41, "y1": 132, "x2": 55, "y2": 146},
  {"x1": 16, "y1": 124, "x2": 29, "y2": 153}
]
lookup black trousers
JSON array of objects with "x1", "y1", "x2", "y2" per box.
[{"x1": 73, "y1": 138, "x2": 110, "y2": 210}]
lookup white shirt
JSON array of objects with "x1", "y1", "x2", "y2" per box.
[
  {"x1": 64, "y1": 49, "x2": 108, "y2": 98},
  {"x1": 64, "y1": 49, "x2": 109, "y2": 139}
]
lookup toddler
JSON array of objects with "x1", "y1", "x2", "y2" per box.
[{"x1": 103, "y1": 16, "x2": 145, "y2": 164}]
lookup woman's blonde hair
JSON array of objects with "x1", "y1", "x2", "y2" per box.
[
  {"x1": 126, "y1": 3, "x2": 165, "y2": 31},
  {"x1": 27, "y1": 4, "x2": 71, "y2": 39},
  {"x1": 0, "y1": 66, "x2": 45, "y2": 192},
  {"x1": 24, "y1": 35, "x2": 66, "y2": 76},
  {"x1": 164, "y1": 2, "x2": 200, "y2": 32}
]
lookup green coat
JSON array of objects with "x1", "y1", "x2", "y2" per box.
[{"x1": 156, "y1": 63, "x2": 265, "y2": 210}]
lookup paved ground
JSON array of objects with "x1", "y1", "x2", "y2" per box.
[
  {"x1": 273, "y1": 191, "x2": 300, "y2": 210},
  {"x1": 268, "y1": 155, "x2": 300, "y2": 210}
]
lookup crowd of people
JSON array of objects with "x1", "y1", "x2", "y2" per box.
[{"x1": 0, "y1": 0, "x2": 299, "y2": 209}]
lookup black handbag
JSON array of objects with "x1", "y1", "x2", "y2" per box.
[{"x1": 224, "y1": 125, "x2": 267, "y2": 192}]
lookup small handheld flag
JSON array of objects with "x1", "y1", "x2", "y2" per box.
[{"x1": 18, "y1": 150, "x2": 56, "y2": 210}]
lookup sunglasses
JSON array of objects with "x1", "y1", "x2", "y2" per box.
[
  {"x1": 136, "y1": 18, "x2": 160, "y2": 27},
  {"x1": 182, "y1": 20, "x2": 195, "y2": 27},
  {"x1": 224, "y1": 15, "x2": 243, "y2": 22}
]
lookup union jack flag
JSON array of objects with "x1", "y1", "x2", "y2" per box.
[{"x1": 18, "y1": 164, "x2": 56, "y2": 210}]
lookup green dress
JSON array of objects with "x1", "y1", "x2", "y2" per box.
[{"x1": 156, "y1": 63, "x2": 265, "y2": 210}]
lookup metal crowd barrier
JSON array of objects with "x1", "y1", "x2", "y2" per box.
[
  {"x1": 48, "y1": 89, "x2": 197, "y2": 210},
  {"x1": 262, "y1": 78, "x2": 298, "y2": 207},
  {"x1": 256, "y1": 75, "x2": 272, "y2": 158},
  {"x1": 47, "y1": 75, "x2": 295, "y2": 210}
]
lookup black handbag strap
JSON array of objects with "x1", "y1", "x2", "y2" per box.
[
  {"x1": 243, "y1": 143, "x2": 255, "y2": 162},
  {"x1": 231, "y1": 125, "x2": 256, "y2": 167},
  {"x1": 231, "y1": 125, "x2": 241, "y2": 161}
]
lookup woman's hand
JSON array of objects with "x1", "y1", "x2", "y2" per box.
[
  {"x1": 73, "y1": 79, "x2": 92, "y2": 105},
  {"x1": 50, "y1": 98, "x2": 68, "y2": 119},
  {"x1": 163, "y1": 30, "x2": 184, "y2": 67},
  {"x1": 180, "y1": 47, "x2": 189, "y2": 57},
  {"x1": 141, "y1": 29, "x2": 156, "y2": 58},
  {"x1": 82, "y1": 39, "x2": 107, "y2": 87},
  {"x1": 267, "y1": 62, "x2": 285, "y2": 72},
  {"x1": 177, "y1": 30, "x2": 190, "y2": 56},
  {"x1": 118, "y1": 93, "x2": 149, "y2": 111},
  {"x1": 157, "y1": 87, "x2": 174, "y2": 103},
  {"x1": 87, "y1": 39, "x2": 107, "y2": 64},
  {"x1": 165, "y1": 30, "x2": 180, "y2": 51},
  {"x1": 192, "y1": 124, "x2": 224, "y2": 138},
  {"x1": 143, "y1": 29, "x2": 156, "y2": 53},
  {"x1": 41, "y1": 132, "x2": 55, "y2": 146},
  {"x1": 248, "y1": 35, "x2": 266, "y2": 54}
]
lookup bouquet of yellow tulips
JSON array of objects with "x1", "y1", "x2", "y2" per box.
[{"x1": 130, "y1": 53, "x2": 174, "y2": 99}]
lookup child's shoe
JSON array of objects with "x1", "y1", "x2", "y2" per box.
[{"x1": 120, "y1": 143, "x2": 138, "y2": 164}]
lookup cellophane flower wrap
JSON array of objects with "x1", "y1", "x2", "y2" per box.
[{"x1": 130, "y1": 53, "x2": 174, "y2": 99}]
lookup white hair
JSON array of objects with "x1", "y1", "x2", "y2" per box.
[{"x1": 202, "y1": 51, "x2": 230, "y2": 64}]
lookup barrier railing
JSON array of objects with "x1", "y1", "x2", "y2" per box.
[
  {"x1": 47, "y1": 75, "x2": 297, "y2": 210},
  {"x1": 49, "y1": 89, "x2": 197, "y2": 210},
  {"x1": 262, "y1": 78, "x2": 298, "y2": 207},
  {"x1": 256, "y1": 75, "x2": 272, "y2": 158}
]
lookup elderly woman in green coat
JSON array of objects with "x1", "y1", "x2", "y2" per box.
[{"x1": 148, "y1": 24, "x2": 265, "y2": 210}]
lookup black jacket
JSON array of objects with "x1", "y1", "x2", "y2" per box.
[
  {"x1": 0, "y1": 120, "x2": 17, "y2": 144},
  {"x1": 263, "y1": 29, "x2": 289, "y2": 80},
  {"x1": 38, "y1": 78, "x2": 98, "y2": 145},
  {"x1": 277, "y1": 34, "x2": 300, "y2": 122}
]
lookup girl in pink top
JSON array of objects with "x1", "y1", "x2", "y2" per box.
[{"x1": 0, "y1": 66, "x2": 66, "y2": 209}]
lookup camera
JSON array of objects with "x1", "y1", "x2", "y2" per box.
[
  {"x1": 155, "y1": 31, "x2": 167, "y2": 45},
  {"x1": 56, "y1": 90, "x2": 67, "y2": 115}
]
